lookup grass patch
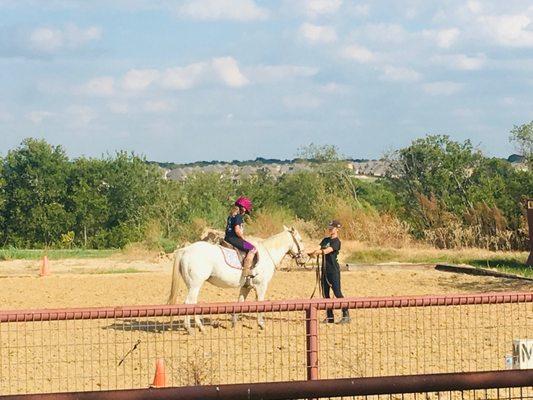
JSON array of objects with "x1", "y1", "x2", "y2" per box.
[
  {"x1": 0, "y1": 248, "x2": 119, "y2": 261},
  {"x1": 347, "y1": 246, "x2": 532, "y2": 278}
]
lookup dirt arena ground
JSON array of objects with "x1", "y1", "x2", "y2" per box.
[
  {"x1": 0, "y1": 255, "x2": 531, "y2": 395},
  {"x1": 0, "y1": 254, "x2": 531, "y2": 309}
]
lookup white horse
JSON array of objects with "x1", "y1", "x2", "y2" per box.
[{"x1": 167, "y1": 226, "x2": 305, "y2": 332}]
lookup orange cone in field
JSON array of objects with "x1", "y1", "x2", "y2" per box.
[
  {"x1": 151, "y1": 358, "x2": 166, "y2": 388},
  {"x1": 39, "y1": 255, "x2": 50, "y2": 277}
]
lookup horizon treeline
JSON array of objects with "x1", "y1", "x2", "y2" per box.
[{"x1": 1, "y1": 122, "x2": 532, "y2": 251}]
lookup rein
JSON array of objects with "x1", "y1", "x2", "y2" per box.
[{"x1": 287, "y1": 229, "x2": 305, "y2": 267}]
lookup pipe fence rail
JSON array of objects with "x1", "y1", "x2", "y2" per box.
[
  {"x1": 0, "y1": 292, "x2": 531, "y2": 395},
  {"x1": 1, "y1": 370, "x2": 532, "y2": 400}
]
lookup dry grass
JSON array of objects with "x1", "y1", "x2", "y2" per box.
[
  {"x1": 337, "y1": 209, "x2": 412, "y2": 247},
  {"x1": 346, "y1": 242, "x2": 532, "y2": 277}
]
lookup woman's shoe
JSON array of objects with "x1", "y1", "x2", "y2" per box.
[{"x1": 337, "y1": 316, "x2": 351, "y2": 324}]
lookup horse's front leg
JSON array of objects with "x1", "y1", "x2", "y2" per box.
[
  {"x1": 232, "y1": 285, "x2": 252, "y2": 327},
  {"x1": 255, "y1": 285, "x2": 267, "y2": 330}
]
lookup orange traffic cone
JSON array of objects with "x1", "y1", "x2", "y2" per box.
[
  {"x1": 39, "y1": 256, "x2": 50, "y2": 277},
  {"x1": 151, "y1": 358, "x2": 166, "y2": 388}
]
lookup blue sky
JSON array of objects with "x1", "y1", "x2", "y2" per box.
[{"x1": 0, "y1": 0, "x2": 532, "y2": 162}]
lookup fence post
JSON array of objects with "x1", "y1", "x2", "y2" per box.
[
  {"x1": 306, "y1": 305, "x2": 319, "y2": 381},
  {"x1": 526, "y1": 199, "x2": 533, "y2": 266}
]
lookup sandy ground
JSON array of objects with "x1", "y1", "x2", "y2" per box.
[
  {"x1": 0, "y1": 256, "x2": 531, "y2": 309},
  {"x1": 0, "y1": 256, "x2": 531, "y2": 395}
]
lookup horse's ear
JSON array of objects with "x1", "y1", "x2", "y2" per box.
[
  {"x1": 290, "y1": 226, "x2": 295, "y2": 233},
  {"x1": 283, "y1": 225, "x2": 289, "y2": 231}
]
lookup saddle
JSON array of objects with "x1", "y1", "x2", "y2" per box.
[
  {"x1": 201, "y1": 232, "x2": 258, "y2": 268},
  {"x1": 219, "y1": 240, "x2": 259, "y2": 270}
]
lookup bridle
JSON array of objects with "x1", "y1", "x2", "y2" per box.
[{"x1": 287, "y1": 229, "x2": 306, "y2": 267}]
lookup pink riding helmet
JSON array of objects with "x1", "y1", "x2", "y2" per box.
[{"x1": 235, "y1": 196, "x2": 253, "y2": 213}]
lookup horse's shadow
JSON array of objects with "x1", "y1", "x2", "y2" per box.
[
  {"x1": 102, "y1": 317, "x2": 221, "y2": 334},
  {"x1": 102, "y1": 314, "x2": 302, "y2": 334}
]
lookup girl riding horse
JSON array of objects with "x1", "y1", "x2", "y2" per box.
[{"x1": 224, "y1": 196, "x2": 257, "y2": 288}]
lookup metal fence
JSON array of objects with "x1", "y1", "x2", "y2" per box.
[
  {"x1": 2, "y1": 370, "x2": 532, "y2": 400},
  {"x1": 0, "y1": 292, "x2": 531, "y2": 395}
]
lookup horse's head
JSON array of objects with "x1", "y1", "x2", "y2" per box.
[{"x1": 283, "y1": 225, "x2": 307, "y2": 267}]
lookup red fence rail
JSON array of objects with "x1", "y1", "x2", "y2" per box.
[
  {"x1": 1, "y1": 370, "x2": 532, "y2": 400},
  {"x1": 0, "y1": 292, "x2": 532, "y2": 395}
]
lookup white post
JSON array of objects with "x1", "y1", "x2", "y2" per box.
[{"x1": 513, "y1": 339, "x2": 533, "y2": 369}]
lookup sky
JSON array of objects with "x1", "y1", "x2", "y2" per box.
[{"x1": 0, "y1": 0, "x2": 532, "y2": 162}]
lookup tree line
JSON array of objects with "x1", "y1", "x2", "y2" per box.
[{"x1": 0, "y1": 121, "x2": 531, "y2": 251}]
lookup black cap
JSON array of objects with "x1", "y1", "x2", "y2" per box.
[{"x1": 328, "y1": 220, "x2": 341, "y2": 228}]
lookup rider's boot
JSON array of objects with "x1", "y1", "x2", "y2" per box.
[{"x1": 242, "y1": 255, "x2": 255, "y2": 288}]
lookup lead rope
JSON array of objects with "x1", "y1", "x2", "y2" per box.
[
  {"x1": 321, "y1": 252, "x2": 333, "y2": 295},
  {"x1": 309, "y1": 255, "x2": 321, "y2": 299}
]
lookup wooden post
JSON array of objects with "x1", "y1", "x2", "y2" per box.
[{"x1": 527, "y1": 199, "x2": 533, "y2": 266}]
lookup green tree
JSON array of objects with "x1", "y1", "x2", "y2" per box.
[
  {"x1": 510, "y1": 120, "x2": 533, "y2": 165},
  {"x1": 278, "y1": 171, "x2": 327, "y2": 221},
  {"x1": 297, "y1": 143, "x2": 340, "y2": 162},
  {"x1": 388, "y1": 135, "x2": 483, "y2": 227},
  {"x1": 1, "y1": 138, "x2": 72, "y2": 247},
  {"x1": 66, "y1": 158, "x2": 110, "y2": 247},
  {"x1": 100, "y1": 152, "x2": 163, "y2": 247}
]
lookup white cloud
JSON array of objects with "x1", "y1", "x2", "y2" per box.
[
  {"x1": 63, "y1": 23, "x2": 101, "y2": 47},
  {"x1": 66, "y1": 105, "x2": 95, "y2": 126},
  {"x1": 177, "y1": 0, "x2": 269, "y2": 21},
  {"x1": 466, "y1": 1, "x2": 483, "y2": 14},
  {"x1": 380, "y1": 66, "x2": 421, "y2": 82},
  {"x1": 341, "y1": 44, "x2": 376, "y2": 63},
  {"x1": 298, "y1": 23, "x2": 337, "y2": 44},
  {"x1": 83, "y1": 58, "x2": 249, "y2": 96},
  {"x1": 82, "y1": 76, "x2": 115, "y2": 96},
  {"x1": 320, "y1": 82, "x2": 348, "y2": 94},
  {"x1": 350, "y1": 3, "x2": 370, "y2": 17},
  {"x1": 432, "y1": 53, "x2": 486, "y2": 70},
  {"x1": 212, "y1": 57, "x2": 249, "y2": 87},
  {"x1": 108, "y1": 102, "x2": 129, "y2": 114},
  {"x1": 501, "y1": 97, "x2": 516, "y2": 106},
  {"x1": 352, "y1": 23, "x2": 408, "y2": 45},
  {"x1": 436, "y1": 28, "x2": 460, "y2": 48},
  {"x1": 144, "y1": 100, "x2": 172, "y2": 113},
  {"x1": 28, "y1": 24, "x2": 101, "y2": 54},
  {"x1": 160, "y1": 63, "x2": 207, "y2": 90},
  {"x1": 302, "y1": 0, "x2": 342, "y2": 17},
  {"x1": 0, "y1": 109, "x2": 12, "y2": 122},
  {"x1": 27, "y1": 110, "x2": 53, "y2": 124},
  {"x1": 249, "y1": 65, "x2": 318, "y2": 82},
  {"x1": 123, "y1": 69, "x2": 160, "y2": 91},
  {"x1": 29, "y1": 28, "x2": 63, "y2": 53},
  {"x1": 478, "y1": 14, "x2": 533, "y2": 47},
  {"x1": 283, "y1": 94, "x2": 321, "y2": 109},
  {"x1": 423, "y1": 81, "x2": 463, "y2": 96}
]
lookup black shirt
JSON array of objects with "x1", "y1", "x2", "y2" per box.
[
  {"x1": 225, "y1": 214, "x2": 244, "y2": 239},
  {"x1": 320, "y1": 237, "x2": 341, "y2": 270}
]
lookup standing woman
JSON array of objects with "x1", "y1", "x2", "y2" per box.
[
  {"x1": 308, "y1": 220, "x2": 350, "y2": 324},
  {"x1": 224, "y1": 196, "x2": 257, "y2": 288}
]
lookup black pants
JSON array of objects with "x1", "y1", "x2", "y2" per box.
[{"x1": 322, "y1": 266, "x2": 349, "y2": 321}]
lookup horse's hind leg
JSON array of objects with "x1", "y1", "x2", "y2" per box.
[
  {"x1": 255, "y1": 285, "x2": 267, "y2": 330},
  {"x1": 232, "y1": 286, "x2": 252, "y2": 327},
  {"x1": 185, "y1": 285, "x2": 204, "y2": 333}
]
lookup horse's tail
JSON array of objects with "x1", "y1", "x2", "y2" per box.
[{"x1": 167, "y1": 247, "x2": 186, "y2": 304}]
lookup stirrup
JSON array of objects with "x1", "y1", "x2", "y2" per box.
[{"x1": 243, "y1": 276, "x2": 254, "y2": 288}]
